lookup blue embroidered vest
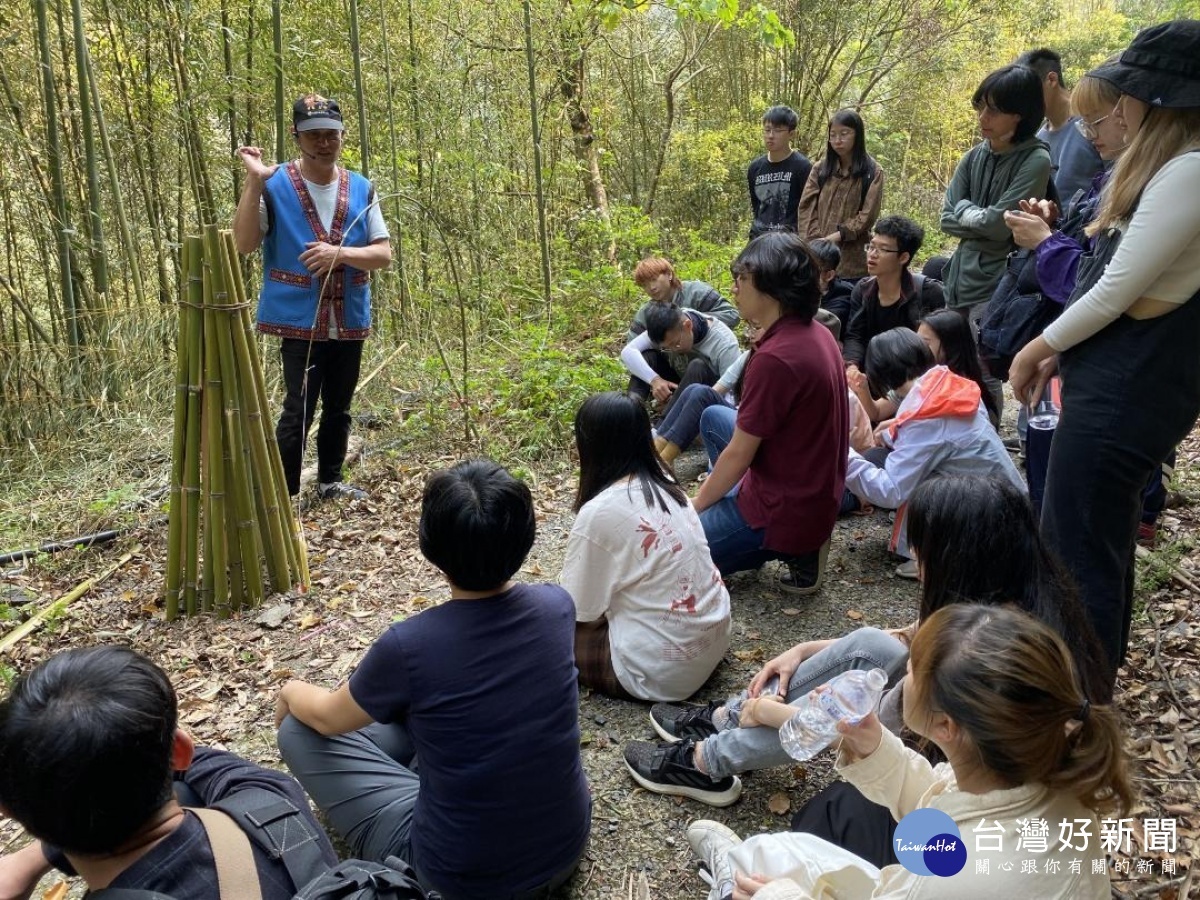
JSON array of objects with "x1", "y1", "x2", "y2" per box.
[{"x1": 256, "y1": 162, "x2": 375, "y2": 340}]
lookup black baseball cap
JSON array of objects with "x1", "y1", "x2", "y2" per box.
[{"x1": 293, "y1": 94, "x2": 344, "y2": 132}]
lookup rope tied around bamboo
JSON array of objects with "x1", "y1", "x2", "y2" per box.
[{"x1": 164, "y1": 227, "x2": 308, "y2": 620}]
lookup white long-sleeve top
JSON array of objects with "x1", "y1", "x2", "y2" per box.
[
  {"x1": 619, "y1": 314, "x2": 741, "y2": 384},
  {"x1": 1042, "y1": 151, "x2": 1200, "y2": 352}
]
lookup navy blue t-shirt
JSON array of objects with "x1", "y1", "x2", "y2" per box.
[{"x1": 348, "y1": 583, "x2": 591, "y2": 899}]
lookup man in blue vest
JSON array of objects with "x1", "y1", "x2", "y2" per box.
[{"x1": 233, "y1": 94, "x2": 391, "y2": 500}]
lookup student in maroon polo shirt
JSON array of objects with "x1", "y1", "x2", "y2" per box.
[{"x1": 691, "y1": 232, "x2": 849, "y2": 593}]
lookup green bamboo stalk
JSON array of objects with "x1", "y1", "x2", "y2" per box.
[
  {"x1": 220, "y1": 0, "x2": 239, "y2": 204},
  {"x1": 84, "y1": 52, "x2": 145, "y2": 309},
  {"x1": 272, "y1": 0, "x2": 284, "y2": 162},
  {"x1": 202, "y1": 271, "x2": 229, "y2": 615},
  {"x1": 205, "y1": 225, "x2": 263, "y2": 608},
  {"x1": 182, "y1": 237, "x2": 205, "y2": 617},
  {"x1": 164, "y1": 241, "x2": 192, "y2": 619},
  {"x1": 520, "y1": 0, "x2": 552, "y2": 316},
  {"x1": 377, "y1": 1, "x2": 409, "y2": 322},
  {"x1": 34, "y1": 0, "x2": 81, "y2": 366},
  {"x1": 223, "y1": 450, "x2": 245, "y2": 615},
  {"x1": 222, "y1": 231, "x2": 303, "y2": 590},
  {"x1": 70, "y1": 0, "x2": 108, "y2": 298},
  {"x1": 349, "y1": 0, "x2": 369, "y2": 180}
]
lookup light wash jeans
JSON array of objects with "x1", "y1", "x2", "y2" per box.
[{"x1": 700, "y1": 627, "x2": 908, "y2": 779}]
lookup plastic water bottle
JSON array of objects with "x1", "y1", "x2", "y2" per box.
[
  {"x1": 1028, "y1": 395, "x2": 1059, "y2": 432},
  {"x1": 778, "y1": 668, "x2": 888, "y2": 761}
]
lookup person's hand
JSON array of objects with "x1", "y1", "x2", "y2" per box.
[
  {"x1": 236, "y1": 146, "x2": 278, "y2": 183},
  {"x1": 872, "y1": 418, "x2": 895, "y2": 444},
  {"x1": 733, "y1": 871, "x2": 772, "y2": 899},
  {"x1": 1019, "y1": 197, "x2": 1059, "y2": 227},
  {"x1": 0, "y1": 843, "x2": 53, "y2": 900},
  {"x1": 823, "y1": 232, "x2": 842, "y2": 244},
  {"x1": 300, "y1": 241, "x2": 342, "y2": 277},
  {"x1": 845, "y1": 364, "x2": 867, "y2": 394},
  {"x1": 1009, "y1": 336, "x2": 1058, "y2": 407},
  {"x1": 1004, "y1": 209, "x2": 1053, "y2": 250},
  {"x1": 835, "y1": 710, "x2": 884, "y2": 763},
  {"x1": 748, "y1": 644, "x2": 810, "y2": 698},
  {"x1": 274, "y1": 687, "x2": 293, "y2": 729},
  {"x1": 649, "y1": 376, "x2": 677, "y2": 404}
]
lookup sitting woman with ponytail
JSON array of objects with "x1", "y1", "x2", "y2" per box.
[{"x1": 686, "y1": 603, "x2": 1133, "y2": 899}]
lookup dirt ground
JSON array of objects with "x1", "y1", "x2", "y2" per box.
[{"x1": 0, "y1": 420, "x2": 1196, "y2": 899}]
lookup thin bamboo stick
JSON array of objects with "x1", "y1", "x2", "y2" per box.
[
  {"x1": 164, "y1": 241, "x2": 192, "y2": 619},
  {"x1": 182, "y1": 237, "x2": 205, "y2": 617},
  {"x1": 202, "y1": 268, "x2": 229, "y2": 614}
]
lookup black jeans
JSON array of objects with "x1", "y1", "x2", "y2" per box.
[
  {"x1": 276, "y1": 338, "x2": 364, "y2": 495},
  {"x1": 1042, "y1": 252, "x2": 1200, "y2": 696},
  {"x1": 626, "y1": 348, "x2": 682, "y2": 399}
]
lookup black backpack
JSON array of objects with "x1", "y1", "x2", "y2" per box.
[
  {"x1": 978, "y1": 248, "x2": 1060, "y2": 382},
  {"x1": 92, "y1": 789, "x2": 438, "y2": 900}
]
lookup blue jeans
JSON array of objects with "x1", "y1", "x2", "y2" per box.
[
  {"x1": 700, "y1": 627, "x2": 909, "y2": 778},
  {"x1": 659, "y1": 384, "x2": 730, "y2": 449},
  {"x1": 700, "y1": 404, "x2": 736, "y2": 468}
]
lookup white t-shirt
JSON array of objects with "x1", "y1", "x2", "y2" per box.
[{"x1": 560, "y1": 478, "x2": 731, "y2": 702}]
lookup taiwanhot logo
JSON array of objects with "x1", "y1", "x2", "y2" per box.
[{"x1": 893, "y1": 809, "x2": 967, "y2": 877}]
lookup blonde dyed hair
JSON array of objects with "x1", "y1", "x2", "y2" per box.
[
  {"x1": 909, "y1": 605, "x2": 1135, "y2": 814},
  {"x1": 1070, "y1": 72, "x2": 1122, "y2": 120},
  {"x1": 1089, "y1": 103, "x2": 1200, "y2": 236}
]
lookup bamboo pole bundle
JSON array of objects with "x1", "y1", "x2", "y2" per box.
[{"x1": 163, "y1": 230, "x2": 308, "y2": 619}]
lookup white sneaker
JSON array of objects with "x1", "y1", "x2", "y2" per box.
[
  {"x1": 686, "y1": 819, "x2": 742, "y2": 900},
  {"x1": 895, "y1": 558, "x2": 919, "y2": 580}
]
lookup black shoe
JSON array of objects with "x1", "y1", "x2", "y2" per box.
[
  {"x1": 778, "y1": 539, "x2": 830, "y2": 595},
  {"x1": 623, "y1": 739, "x2": 742, "y2": 807},
  {"x1": 649, "y1": 701, "x2": 720, "y2": 743}
]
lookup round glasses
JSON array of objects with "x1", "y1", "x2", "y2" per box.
[
  {"x1": 866, "y1": 243, "x2": 900, "y2": 256},
  {"x1": 1075, "y1": 102, "x2": 1120, "y2": 140}
]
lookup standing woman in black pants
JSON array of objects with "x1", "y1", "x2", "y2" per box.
[{"x1": 1011, "y1": 20, "x2": 1200, "y2": 700}]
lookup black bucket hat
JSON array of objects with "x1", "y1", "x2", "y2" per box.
[{"x1": 1088, "y1": 19, "x2": 1200, "y2": 108}]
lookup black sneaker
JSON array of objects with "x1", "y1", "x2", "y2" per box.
[
  {"x1": 778, "y1": 539, "x2": 830, "y2": 595},
  {"x1": 623, "y1": 739, "x2": 742, "y2": 807},
  {"x1": 649, "y1": 701, "x2": 720, "y2": 743}
]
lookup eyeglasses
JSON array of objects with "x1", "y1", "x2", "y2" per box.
[
  {"x1": 762, "y1": 127, "x2": 792, "y2": 137},
  {"x1": 866, "y1": 243, "x2": 900, "y2": 255},
  {"x1": 1075, "y1": 103, "x2": 1120, "y2": 140}
]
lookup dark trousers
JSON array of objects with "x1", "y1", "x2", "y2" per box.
[
  {"x1": 1043, "y1": 301, "x2": 1200, "y2": 698},
  {"x1": 629, "y1": 352, "x2": 717, "y2": 419},
  {"x1": 791, "y1": 781, "x2": 898, "y2": 871},
  {"x1": 277, "y1": 338, "x2": 364, "y2": 495}
]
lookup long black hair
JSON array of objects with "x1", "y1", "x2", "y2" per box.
[
  {"x1": 816, "y1": 109, "x2": 870, "y2": 188},
  {"x1": 907, "y1": 474, "x2": 1110, "y2": 703},
  {"x1": 920, "y1": 309, "x2": 999, "y2": 424},
  {"x1": 573, "y1": 392, "x2": 686, "y2": 513}
]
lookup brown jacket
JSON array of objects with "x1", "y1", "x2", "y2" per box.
[{"x1": 796, "y1": 156, "x2": 885, "y2": 278}]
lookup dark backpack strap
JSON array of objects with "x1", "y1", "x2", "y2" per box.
[
  {"x1": 211, "y1": 789, "x2": 330, "y2": 890},
  {"x1": 859, "y1": 162, "x2": 876, "y2": 210},
  {"x1": 89, "y1": 892, "x2": 178, "y2": 900}
]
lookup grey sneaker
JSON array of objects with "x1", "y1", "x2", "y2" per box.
[
  {"x1": 687, "y1": 819, "x2": 742, "y2": 900},
  {"x1": 317, "y1": 482, "x2": 368, "y2": 501},
  {"x1": 779, "y1": 538, "x2": 830, "y2": 595}
]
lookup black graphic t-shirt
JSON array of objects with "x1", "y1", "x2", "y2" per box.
[{"x1": 747, "y1": 150, "x2": 812, "y2": 239}]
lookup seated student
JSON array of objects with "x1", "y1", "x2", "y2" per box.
[
  {"x1": 0, "y1": 646, "x2": 337, "y2": 900},
  {"x1": 626, "y1": 256, "x2": 739, "y2": 402},
  {"x1": 656, "y1": 310, "x2": 848, "y2": 467},
  {"x1": 562, "y1": 392, "x2": 731, "y2": 702},
  {"x1": 687, "y1": 604, "x2": 1131, "y2": 900},
  {"x1": 275, "y1": 460, "x2": 591, "y2": 900},
  {"x1": 854, "y1": 308, "x2": 1001, "y2": 430},
  {"x1": 841, "y1": 215, "x2": 944, "y2": 371},
  {"x1": 809, "y1": 238, "x2": 857, "y2": 334},
  {"x1": 621, "y1": 303, "x2": 741, "y2": 417},
  {"x1": 624, "y1": 474, "x2": 1107, "y2": 810},
  {"x1": 687, "y1": 233, "x2": 847, "y2": 594},
  {"x1": 847, "y1": 328, "x2": 1022, "y2": 578}
]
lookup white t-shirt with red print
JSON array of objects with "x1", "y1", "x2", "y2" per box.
[{"x1": 561, "y1": 478, "x2": 731, "y2": 702}]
